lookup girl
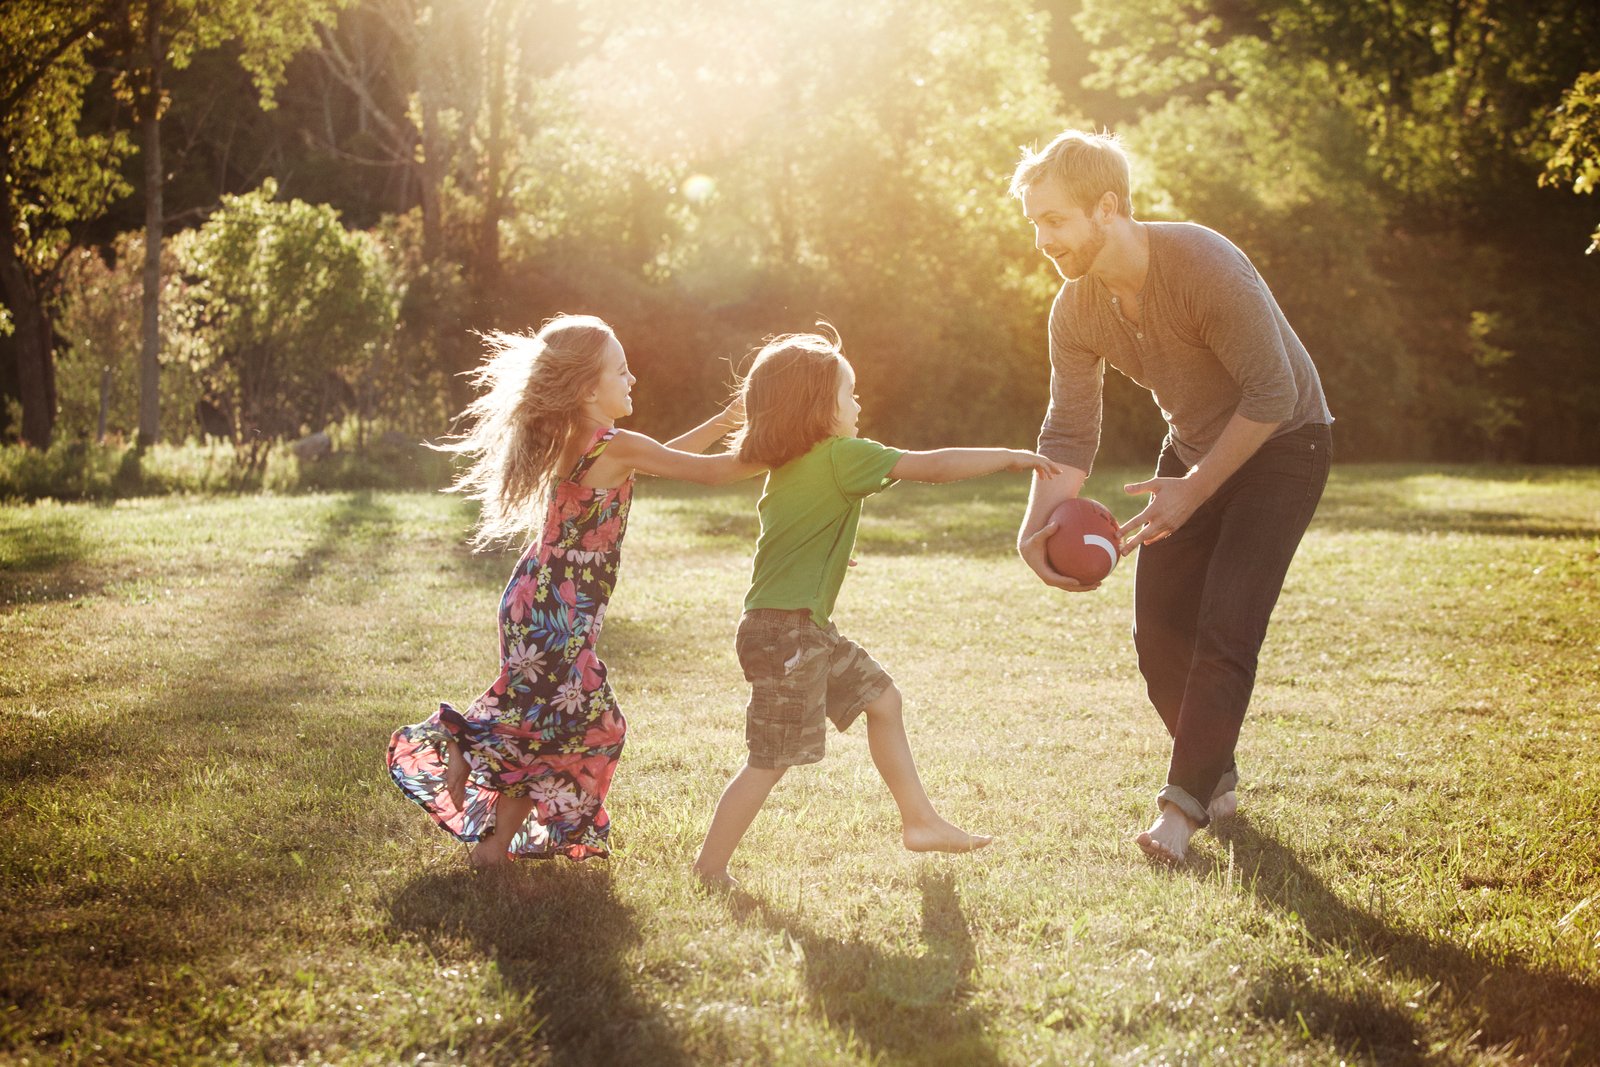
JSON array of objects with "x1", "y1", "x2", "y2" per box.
[
  {"x1": 691, "y1": 328, "x2": 1065, "y2": 889},
  {"x1": 388, "y1": 314, "x2": 754, "y2": 869}
]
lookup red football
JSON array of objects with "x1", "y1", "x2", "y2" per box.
[{"x1": 1045, "y1": 498, "x2": 1122, "y2": 583}]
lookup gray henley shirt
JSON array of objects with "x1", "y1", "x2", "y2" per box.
[{"x1": 1038, "y1": 221, "x2": 1332, "y2": 473}]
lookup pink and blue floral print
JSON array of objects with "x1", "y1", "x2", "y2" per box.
[{"x1": 388, "y1": 428, "x2": 631, "y2": 860}]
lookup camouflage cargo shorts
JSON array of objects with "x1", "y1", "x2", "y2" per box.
[{"x1": 735, "y1": 608, "x2": 893, "y2": 769}]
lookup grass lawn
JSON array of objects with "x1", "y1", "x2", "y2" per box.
[{"x1": 2, "y1": 464, "x2": 1598, "y2": 1065}]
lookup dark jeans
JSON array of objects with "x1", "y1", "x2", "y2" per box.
[{"x1": 1133, "y1": 422, "x2": 1331, "y2": 826}]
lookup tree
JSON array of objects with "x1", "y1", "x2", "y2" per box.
[
  {"x1": 1541, "y1": 70, "x2": 1600, "y2": 253},
  {"x1": 1073, "y1": 0, "x2": 1600, "y2": 460},
  {"x1": 516, "y1": 0, "x2": 1072, "y2": 448},
  {"x1": 0, "y1": 0, "x2": 133, "y2": 447},
  {"x1": 307, "y1": 0, "x2": 587, "y2": 277},
  {"x1": 174, "y1": 179, "x2": 396, "y2": 470},
  {"x1": 106, "y1": 0, "x2": 345, "y2": 448}
]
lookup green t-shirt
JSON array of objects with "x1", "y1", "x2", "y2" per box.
[{"x1": 744, "y1": 436, "x2": 904, "y2": 626}]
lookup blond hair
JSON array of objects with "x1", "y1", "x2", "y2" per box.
[
  {"x1": 437, "y1": 314, "x2": 615, "y2": 549},
  {"x1": 729, "y1": 329, "x2": 846, "y2": 469},
  {"x1": 1008, "y1": 129, "x2": 1134, "y2": 217}
]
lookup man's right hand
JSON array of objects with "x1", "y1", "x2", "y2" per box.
[{"x1": 1018, "y1": 521, "x2": 1102, "y2": 592}]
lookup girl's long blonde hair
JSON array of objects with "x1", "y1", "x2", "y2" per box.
[
  {"x1": 438, "y1": 314, "x2": 615, "y2": 549},
  {"x1": 728, "y1": 329, "x2": 847, "y2": 469}
]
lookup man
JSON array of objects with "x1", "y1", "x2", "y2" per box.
[{"x1": 1010, "y1": 129, "x2": 1333, "y2": 863}]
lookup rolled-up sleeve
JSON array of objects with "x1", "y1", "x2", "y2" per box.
[
  {"x1": 1037, "y1": 289, "x2": 1104, "y2": 474},
  {"x1": 1195, "y1": 252, "x2": 1299, "y2": 425}
]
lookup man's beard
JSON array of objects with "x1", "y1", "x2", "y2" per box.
[{"x1": 1053, "y1": 216, "x2": 1107, "y2": 280}]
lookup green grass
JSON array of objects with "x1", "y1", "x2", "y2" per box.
[{"x1": 2, "y1": 465, "x2": 1598, "y2": 1065}]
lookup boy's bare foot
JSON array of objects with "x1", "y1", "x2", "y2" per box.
[
  {"x1": 1134, "y1": 806, "x2": 1196, "y2": 864},
  {"x1": 1207, "y1": 790, "x2": 1238, "y2": 823},
  {"x1": 444, "y1": 741, "x2": 469, "y2": 811},
  {"x1": 903, "y1": 817, "x2": 993, "y2": 854},
  {"x1": 692, "y1": 864, "x2": 739, "y2": 892}
]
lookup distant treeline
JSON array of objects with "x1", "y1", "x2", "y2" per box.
[{"x1": 3, "y1": 0, "x2": 1597, "y2": 469}]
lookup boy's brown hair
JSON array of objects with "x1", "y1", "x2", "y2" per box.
[{"x1": 730, "y1": 331, "x2": 847, "y2": 469}]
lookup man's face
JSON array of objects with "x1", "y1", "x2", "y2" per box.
[{"x1": 1021, "y1": 180, "x2": 1106, "y2": 282}]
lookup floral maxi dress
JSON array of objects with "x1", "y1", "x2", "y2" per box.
[{"x1": 388, "y1": 427, "x2": 631, "y2": 860}]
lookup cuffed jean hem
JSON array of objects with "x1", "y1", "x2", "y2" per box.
[
  {"x1": 1157, "y1": 785, "x2": 1210, "y2": 827},
  {"x1": 1157, "y1": 769, "x2": 1237, "y2": 828}
]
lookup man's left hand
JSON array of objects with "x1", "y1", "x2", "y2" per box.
[{"x1": 1120, "y1": 475, "x2": 1206, "y2": 552}]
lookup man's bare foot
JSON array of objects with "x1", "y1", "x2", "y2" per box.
[
  {"x1": 1207, "y1": 790, "x2": 1238, "y2": 823},
  {"x1": 692, "y1": 864, "x2": 739, "y2": 892},
  {"x1": 443, "y1": 741, "x2": 468, "y2": 811},
  {"x1": 903, "y1": 817, "x2": 993, "y2": 854},
  {"x1": 1134, "y1": 806, "x2": 1196, "y2": 864}
]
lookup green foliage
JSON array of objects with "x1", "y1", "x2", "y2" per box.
[
  {"x1": 10, "y1": 0, "x2": 1600, "y2": 476},
  {"x1": 110, "y1": 0, "x2": 347, "y2": 110},
  {"x1": 505, "y1": 0, "x2": 1074, "y2": 450},
  {"x1": 1075, "y1": 0, "x2": 1600, "y2": 461},
  {"x1": 0, "y1": 2, "x2": 135, "y2": 274},
  {"x1": 0, "y1": 0, "x2": 138, "y2": 444},
  {"x1": 1113, "y1": 54, "x2": 1419, "y2": 457},
  {"x1": 0, "y1": 434, "x2": 453, "y2": 501},
  {"x1": 53, "y1": 232, "x2": 205, "y2": 442},
  {"x1": 372, "y1": 208, "x2": 485, "y2": 433},
  {"x1": 1540, "y1": 69, "x2": 1600, "y2": 252},
  {"x1": 173, "y1": 179, "x2": 398, "y2": 450},
  {"x1": 0, "y1": 437, "x2": 144, "y2": 500},
  {"x1": 1079, "y1": 0, "x2": 1600, "y2": 216}
]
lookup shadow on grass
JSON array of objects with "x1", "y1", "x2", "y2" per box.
[
  {"x1": 388, "y1": 865, "x2": 687, "y2": 1066},
  {"x1": 729, "y1": 869, "x2": 1000, "y2": 1066},
  {"x1": 1316, "y1": 466, "x2": 1600, "y2": 540},
  {"x1": 285, "y1": 490, "x2": 399, "y2": 582},
  {"x1": 1311, "y1": 503, "x2": 1598, "y2": 540},
  {"x1": 1216, "y1": 821, "x2": 1600, "y2": 1064},
  {"x1": 3, "y1": 492, "x2": 405, "y2": 788},
  {"x1": 0, "y1": 718, "x2": 116, "y2": 790},
  {"x1": 1, "y1": 509, "x2": 114, "y2": 788},
  {"x1": 0, "y1": 507, "x2": 96, "y2": 606}
]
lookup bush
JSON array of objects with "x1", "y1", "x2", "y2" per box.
[{"x1": 0, "y1": 437, "x2": 454, "y2": 503}]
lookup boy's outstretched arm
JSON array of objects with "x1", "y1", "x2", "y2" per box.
[
  {"x1": 890, "y1": 448, "x2": 1063, "y2": 484},
  {"x1": 665, "y1": 397, "x2": 743, "y2": 454}
]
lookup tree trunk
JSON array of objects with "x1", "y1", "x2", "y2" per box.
[
  {"x1": 136, "y1": 0, "x2": 164, "y2": 449},
  {"x1": 478, "y1": 0, "x2": 505, "y2": 292},
  {"x1": 414, "y1": 5, "x2": 445, "y2": 265},
  {"x1": 0, "y1": 136, "x2": 55, "y2": 448},
  {"x1": 98, "y1": 366, "x2": 111, "y2": 442}
]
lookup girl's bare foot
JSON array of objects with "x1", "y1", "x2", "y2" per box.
[
  {"x1": 1207, "y1": 790, "x2": 1238, "y2": 823},
  {"x1": 469, "y1": 838, "x2": 513, "y2": 870},
  {"x1": 903, "y1": 817, "x2": 993, "y2": 854},
  {"x1": 443, "y1": 740, "x2": 469, "y2": 811},
  {"x1": 1134, "y1": 806, "x2": 1196, "y2": 864},
  {"x1": 692, "y1": 864, "x2": 739, "y2": 892}
]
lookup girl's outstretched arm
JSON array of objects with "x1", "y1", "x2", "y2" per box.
[
  {"x1": 890, "y1": 448, "x2": 1064, "y2": 484},
  {"x1": 604, "y1": 409, "x2": 768, "y2": 489}
]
